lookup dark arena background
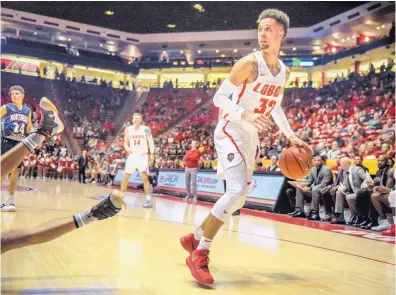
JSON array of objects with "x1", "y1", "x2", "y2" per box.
[{"x1": 1, "y1": 1, "x2": 395, "y2": 294}]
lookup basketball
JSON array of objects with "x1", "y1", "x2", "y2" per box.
[{"x1": 279, "y1": 147, "x2": 312, "y2": 179}]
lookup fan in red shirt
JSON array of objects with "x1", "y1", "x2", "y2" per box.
[
  {"x1": 183, "y1": 140, "x2": 201, "y2": 200},
  {"x1": 363, "y1": 141, "x2": 382, "y2": 159}
]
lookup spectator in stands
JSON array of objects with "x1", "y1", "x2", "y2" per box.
[
  {"x1": 351, "y1": 130, "x2": 364, "y2": 143},
  {"x1": 256, "y1": 160, "x2": 266, "y2": 172},
  {"x1": 333, "y1": 132, "x2": 345, "y2": 148},
  {"x1": 358, "y1": 143, "x2": 367, "y2": 157},
  {"x1": 331, "y1": 155, "x2": 341, "y2": 171},
  {"x1": 327, "y1": 141, "x2": 341, "y2": 159},
  {"x1": 289, "y1": 155, "x2": 333, "y2": 220},
  {"x1": 331, "y1": 157, "x2": 373, "y2": 224},
  {"x1": 314, "y1": 142, "x2": 328, "y2": 158},
  {"x1": 367, "y1": 113, "x2": 382, "y2": 130},
  {"x1": 363, "y1": 141, "x2": 382, "y2": 159},
  {"x1": 381, "y1": 143, "x2": 393, "y2": 158},
  {"x1": 266, "y1": 156, "x2": 280, "y2": 172}
]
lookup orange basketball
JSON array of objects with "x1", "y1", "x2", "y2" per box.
[{"x1": 279, "y1": 147, "x2": 313, "y2": 179}]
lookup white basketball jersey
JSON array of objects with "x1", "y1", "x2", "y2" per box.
[
  {"x1": 126, "y1": 125, "x2": 149, "y2": 155},
  {"x1": 222, "y1": 51, "x2": 287, "y2": 132}
]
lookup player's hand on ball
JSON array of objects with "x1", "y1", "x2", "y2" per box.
[
  {"x1": 243, "y1": 112, "x2": 273, "y2": 132},
  {"x1": 288, "y1": 135, "x2": 313, "y2": 156}
]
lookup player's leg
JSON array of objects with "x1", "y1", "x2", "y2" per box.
[
  {"x1": 121, "y1": 154, "x2": 134, "y2": 192},
  {"x1": 371, "y1": 193, "x2": 391, "y2": 231},
  {"x1": 2, "y1": 167, "x2": 19, "y2": 211},
  {"x1": 121, "y1": 172, "x2": 132, "y2": 192},
  {"x1": 2, "y1": 190, "x2": 126, "y2": 253},
  {"x1": 184, "y1": 161, "x2": 248, "y2": 285},
  {"x1": 139, "y1": 154, "x2": 152, "y2": 208},
  {"x1": 382, "y1": 191, "x2": 395, "y2": 236},
  {"x1": 141, "y1": 171, "x2": 152, "y2": 208}
]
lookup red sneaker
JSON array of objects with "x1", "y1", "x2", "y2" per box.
[
  {"x1": 180, "y1": 233, "x2": 199, "y2": 254},
  {"x1": 186, "y1": 249, "x2": 214, "y2": 285},
  {"x1": 381, "y1": 224, "x2": 395, "y2": 236}
]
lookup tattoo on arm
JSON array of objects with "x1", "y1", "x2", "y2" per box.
[{"x1": 250, "y1": 60, "x2": 258, "y2": 82}]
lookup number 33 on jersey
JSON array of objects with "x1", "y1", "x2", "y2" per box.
[{"x1": 222, "y1": 51, "x2": 287, "y2": 120}]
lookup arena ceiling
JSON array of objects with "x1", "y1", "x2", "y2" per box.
[{"x1": 1, "y1": 1, "x2": 368, "y2": 34}]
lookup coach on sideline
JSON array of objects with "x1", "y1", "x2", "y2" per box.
[{"x1": 184, "y1": 140, "x2": 201, "y2": 200}]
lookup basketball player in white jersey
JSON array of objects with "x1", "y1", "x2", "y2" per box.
[
  {"x1": 121, "y1": 113, "x2": 155, "y2": 208},
  {"x1": 180, "y1": 9, "x2": 312, "y2": 285}
]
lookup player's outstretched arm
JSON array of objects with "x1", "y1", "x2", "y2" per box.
[{"x1": 1, "y1": 190, "x2": 125, "y2": 253}]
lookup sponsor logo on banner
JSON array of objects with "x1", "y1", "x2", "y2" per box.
[
  {"x1": 197, "y1": 175, "x2": 219, "y2": 190},
  {"x1": 159, "y1": 173, "x2": 179, "y2": 187}
]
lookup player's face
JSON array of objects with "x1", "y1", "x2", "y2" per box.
[
  {"x1": 354, "y1": 157, "x2": 362, "y2": 166},
  {"x1": 257, "y1": 19, "x2": 284, "y2": 51},
  {"x1": 11, "y1": 90, "x2": 24, "y2": 104},
  {"x1": 133, "y1": 115, "x2": 142, "y2": 125}
]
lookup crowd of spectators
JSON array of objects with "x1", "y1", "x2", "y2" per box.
[{"x1": 60, "y1": 80, "x2": 128, "y2": 145}]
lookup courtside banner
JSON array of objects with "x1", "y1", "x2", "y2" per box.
[
  {"x1": 113, "y1": 170, "x2": 142, "y2": 187},
  {"x1": 248, "y1": 174, "x2": 284, "y2": 201},
  {"x1": 157, "y1": 170, "x2": 225, "y2": 194},
  {"x1": 114, "y1": 169, "x2": 285, "y2": 204}
]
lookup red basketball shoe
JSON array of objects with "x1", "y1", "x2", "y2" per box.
[
  {"x1": 381, "y1": 224, "x2": 395, "y2": 236},
  {"x1": 186, "y1": 249, "x2": 214, "y2": 285},
  {"x1": 180, "y1": 233, "x2": 199, "y2": 254}
]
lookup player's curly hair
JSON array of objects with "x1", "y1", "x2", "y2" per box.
[{"x1": 257, "y1": 9, "x2": 290, "y2": 39}]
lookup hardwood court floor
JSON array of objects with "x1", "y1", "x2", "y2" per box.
[{"x1": 1, "y1": 179, "x2": 395, "y2": 295}]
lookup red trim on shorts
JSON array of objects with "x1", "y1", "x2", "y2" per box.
[
  {"x1": 222, "y1": 121, "x2": 245, "y2": 162},
  {"x1": 223, "y1": 83, "x2": 246, "y2": 119}
]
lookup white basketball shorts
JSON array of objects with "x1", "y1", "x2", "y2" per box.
[
  {"x1": 125, "y1": 153, "x2": 149, "y2": 174},
  {"x1": 214, "y1": 119, "x2": 259, "y2": 183}
]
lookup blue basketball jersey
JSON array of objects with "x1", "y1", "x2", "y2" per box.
[{"x1": 1, "y1": 103, "x2": 31, "y2": 141}]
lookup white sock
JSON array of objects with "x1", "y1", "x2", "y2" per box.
[
  {"x1": 197, "y1": 236, "x2": 212, "y2": 250},
  {"x1": 22, "y1": 133, "x2": 46, "y2": 152},
  {"x1": 6, "y1": 196, "x2": 15, "y2": 205},
  {"x1": 146, "y1": 195, "x2": 151, "y2": 201},
  {"x1": 194, "y1": 227, "x2": 203, "y2": 240},
  {"x1": 73, "y1": 210, "x2": 96, "y2": 228}
]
